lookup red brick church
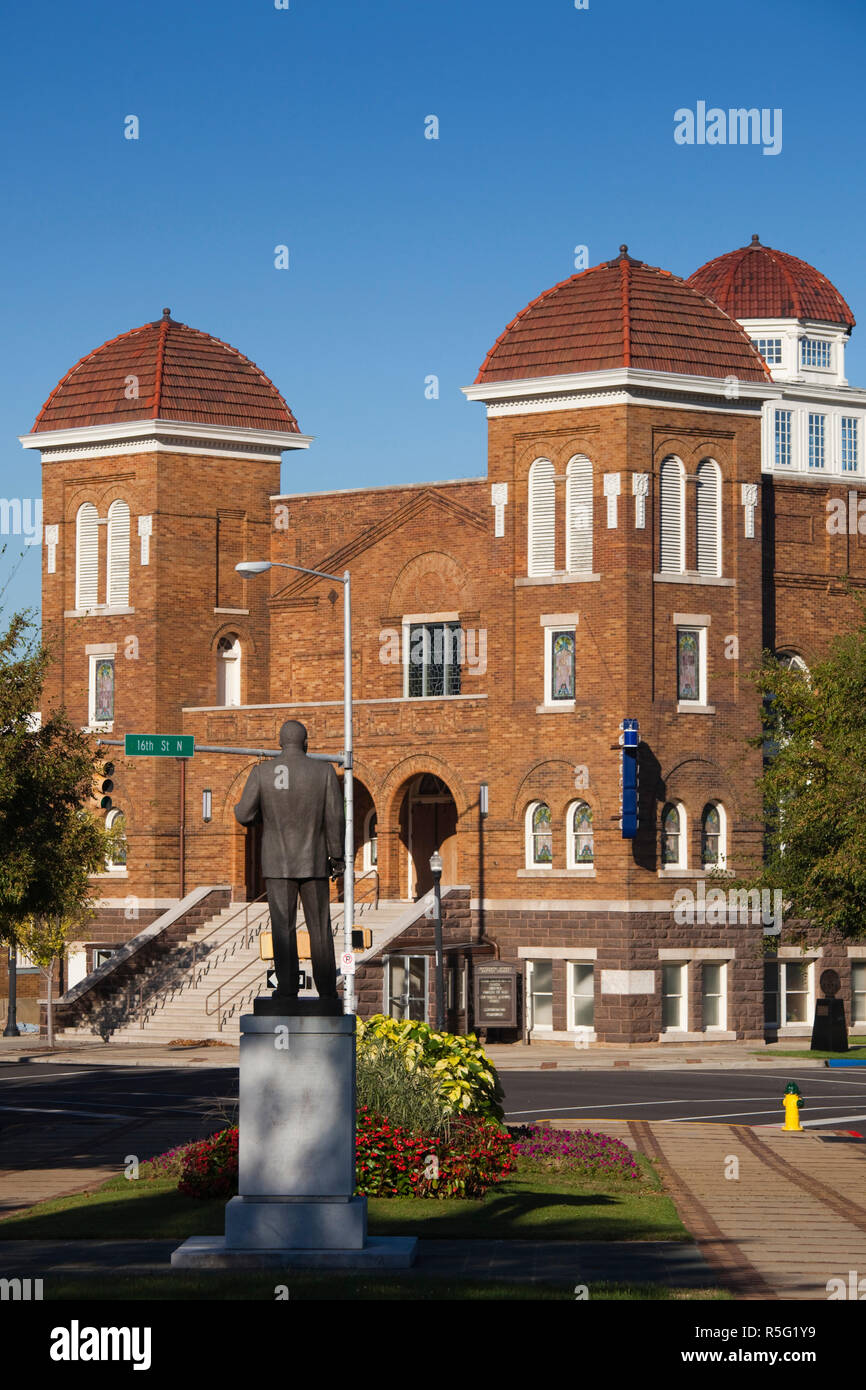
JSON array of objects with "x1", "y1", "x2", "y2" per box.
[{"x1": 13, "y1": 236, "x2": 866, "y2": 1043}]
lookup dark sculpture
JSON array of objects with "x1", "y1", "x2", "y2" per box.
[{"x1": 234, "y1": 720, "x2": 345, "y2": 1011}]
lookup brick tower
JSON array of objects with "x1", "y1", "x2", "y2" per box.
[{"x1": 20, "y1": 309, "x2": 309, "y2": 909}]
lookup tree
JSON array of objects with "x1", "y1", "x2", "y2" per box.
[
  {"x1": 15, "y1": 911, "x2": 87, "y2": 1047},
  {"x1": 0, "y1": 609, "x2": 114, "y2": 1032},
  {"x1": 746, "y1": 602, "x2": 866, "y2": 940}
]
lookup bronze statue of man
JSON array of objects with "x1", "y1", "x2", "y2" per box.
[{"x1": 234, "y1": 720, "x2": 345, "y2": 1001}]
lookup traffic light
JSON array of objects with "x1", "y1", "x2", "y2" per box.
[{"x1": 95, "y1": 760, "x2": 115, "y2": 811}]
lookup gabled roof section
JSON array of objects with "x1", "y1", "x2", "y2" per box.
[{"x1": 270, "y1": 488, "x2": 487, "y2": 600}]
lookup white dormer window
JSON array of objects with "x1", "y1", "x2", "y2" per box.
[
  {"x1": 751, "y1": 337, "x2": 782, "y2": 364},
  {"x1": 801, "y1": 338, "x2": 832, "y2": 369}
]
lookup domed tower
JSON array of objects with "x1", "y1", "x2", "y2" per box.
[
  {"x1": 463, "y1": 248, "x2": 777, "y2": 1041},
  {"x1": 19, "y1": 311, "x2": 310, "y2": 903},
  {"x1": 689, "y1": 235, "x2": 855, "y2": 387}
]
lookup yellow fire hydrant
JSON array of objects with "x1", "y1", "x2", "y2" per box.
[{"x1": 783, "y1": 1081, "x2": 804, "y2": 1132}]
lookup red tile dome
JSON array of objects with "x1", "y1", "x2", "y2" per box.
[
  {"x1": 687, "y1": 236, "x2": 855, "y2": 329},
  {"x1": 32, "y1": 310, "x2": 300, "y2": 434},
  {"x1": 475, "y1": 248, "x2": 770, "y2": 385}
]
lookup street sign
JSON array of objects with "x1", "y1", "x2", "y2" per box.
[
  {"x1": 340, "y1": 951, "x2": 356, "y2": 976},
  {"x1": 125, "y1": 734, "x2": 194, "y2": 758},
  {"x1": 266, "y1": 968, "x2": 307, "y2": 990}
]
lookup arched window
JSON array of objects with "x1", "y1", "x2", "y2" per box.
[
  {"x1": 526, "y1": 801, "x2": 553, "y2": 867},
  {"x1": 568, "y1": 801, "x2": 594, "y2": 867},
  {"x1": 566, "y1": 455, "x2": 593, "y2": 572},
  {"x1": 217, "y1": 635, "x2": 241, "y2": 706},
  {"x1": 75, "y1": 502, "x2": 99, "y2": 609},
  {"x1": 105, "y1": 809, "x2": 127, "y2": 872},
  {"x1": 659, "y1": 456, "x2": 685, "y2": 573},
  {"x1": 106, "y1": 500, "x2": 131, "y2": 607},
  {"x1": 363, "y1": 810, "x2": 378, "y2": 871},
  {"x1": 701, "y1": 802, "x2": 726, "y2": 869},
  {"x1": 528, "y1": 459, "x2": 555, "y2": 576},
  {"x1": 695, "y1": 459, "x2": 721, "y2": 577},
  {"x1": 776, "y1": 651, "x2": 809, "y2": 676},
  {"x1": 662, "y1": 802, "x2": 686, "y2": 869}
]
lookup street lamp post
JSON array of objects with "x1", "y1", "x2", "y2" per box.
[
  {"x1": 429, "y1": 850, "x2": 445, "y2": 1030},
  {"x1": 3, "y1": 945, "x2": 18, "y2": 1037},
  {"x1": 236, "y1": 560, "x2": 355, "y2": 1014}
]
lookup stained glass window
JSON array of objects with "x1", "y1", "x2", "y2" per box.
[
  {"x1": 407, "y1": 623, "x2": 462, "y2": 697},
  {"x1": 702, "y1": 804, "x2": 721, "y2": 867},
  {"x1": 571, "y1": 801, "x2": 594, "y2": 864},
  {"x1": 551, "y1": 630, "x2": 575, "y2": 701},
  {"x1": 531, "y1": 803, "x2": 553, "y2": 864},
  {"x1": 662, "y1": 804, "x2": 681, "y2": 866},
  {"x1": 677, "y1": 629, "x2": 700, "y2": 702},
  {"x1": 94, "y1": 658, "x2": 115, "y2": 723},
  {"x1": 106, "y1": 809, "x2": 127, "y2": 868}
]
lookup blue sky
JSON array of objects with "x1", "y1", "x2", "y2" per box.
[{"x1": 1, "y1": 0, "x2": 862, "y2": 615}]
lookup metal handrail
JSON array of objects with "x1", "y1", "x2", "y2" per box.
[
  {"x1": 204, "y1": 913, "x2": 276, "y2": 1027},
  {"x1": 190, "y1": 892, "x2": 270, "y2": 972},
  {"x1": 354, "y1": 867, "x2": 380, "y2": 909},
  {"x1": 205, "y1": 873, "x2": 380, "y2": 1029},
  {"x1": 133, "y1": 892, "x2": 269, "y2": 1028}
]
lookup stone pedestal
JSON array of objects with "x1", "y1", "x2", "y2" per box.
[{"x1": 172, "y1": 1006, "x2": 417, "y2": 1270}]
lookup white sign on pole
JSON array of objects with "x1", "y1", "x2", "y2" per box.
[{"x1": 341, "y1": 952, "x2": 356, "y2": 976}]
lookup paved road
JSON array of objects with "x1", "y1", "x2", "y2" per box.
[
  {"x1": 3, "y1": 1060, "x2": 866, "y2": 1144},
  {"x1": 502, "y1": 1066, "x2": 866, "y2": 1130},
  {"x1": 0, "y1": 1062, "x2": 239, "y2": 1215}
]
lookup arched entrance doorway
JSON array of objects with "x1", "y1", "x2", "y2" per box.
[{"x1": 399, "y1": 773, "x2": 458, "y2": 899}]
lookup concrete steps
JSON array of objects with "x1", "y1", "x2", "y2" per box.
[{"x1": 57, "y1": 896, "x2": 413, "y2": 1044}]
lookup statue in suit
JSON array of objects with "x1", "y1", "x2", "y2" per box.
[{"x1": 234, "y1": 720, "x2": 345, "y2": 1001}]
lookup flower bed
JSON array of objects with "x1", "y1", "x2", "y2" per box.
[
  {"x1": 177, "y1": 1127, "x2": 239, "y2": 1199},
  {"x1": 173, "y1": 1111, "x2": 515, "y2": 1201},
  {"x1": 509, "y1": 1125, "x2": 639, "y2": 1180},
  {"x1": 356, "y1": 1107, "x2": 514, "y2": 1198}
]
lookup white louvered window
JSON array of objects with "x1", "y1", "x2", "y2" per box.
[
  {"x1": 695, "y1": 459, "x2": 721, "y2": 577},
  {"x1": 565, "y1": 455, "x2": 593, "y2": 572},
  {"x1": 75, "y1": 503, "x2": 99, "y2": 610},
  {"x1": 106, "y1": 500, "x2": 131, "y2": 607},
  {"x1": 659, "y1": 456, "x2": 685, "y2": 573},
  {"x1": 528, "y1": 458, "x2": 555, "y2": 576}
]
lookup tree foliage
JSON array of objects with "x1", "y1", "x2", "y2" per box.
[
  {"x1": 749, "y1": 605, "x2": 866, "y2": 939},
  {"x1": 0, "y1": 610, "x2": 113, "y2": 945}
]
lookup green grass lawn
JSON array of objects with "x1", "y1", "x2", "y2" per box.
[
  {"x1": 753, "y1": 1043, "x2": 866, "y2": 1060},
  {"x1": 37, "y1": 1273, "x2": 728, "y2": 1301},
  {"x1": 0, "y1": 1157, "x2": 686, "y2": 1244}
]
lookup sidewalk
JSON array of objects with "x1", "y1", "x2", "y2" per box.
[
  {"x1": 575, "y1": 1117, "x2": 866, "y2": 1300},
  {"x1": 0, "y1": 1034, "x2": 830, "y2": 1071}
]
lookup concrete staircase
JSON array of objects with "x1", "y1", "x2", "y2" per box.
[{"x1": 57, "y1": 895, "x2": 415, "y2": 1044}]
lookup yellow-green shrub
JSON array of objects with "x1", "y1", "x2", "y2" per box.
[{"x1": 356, "y1": 1014, "x2": 504, "y2": 1121}]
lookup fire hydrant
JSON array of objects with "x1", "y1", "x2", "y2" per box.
[{"x1": 783, "y1": 1081, "x2": 804, "y2": 1132}]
